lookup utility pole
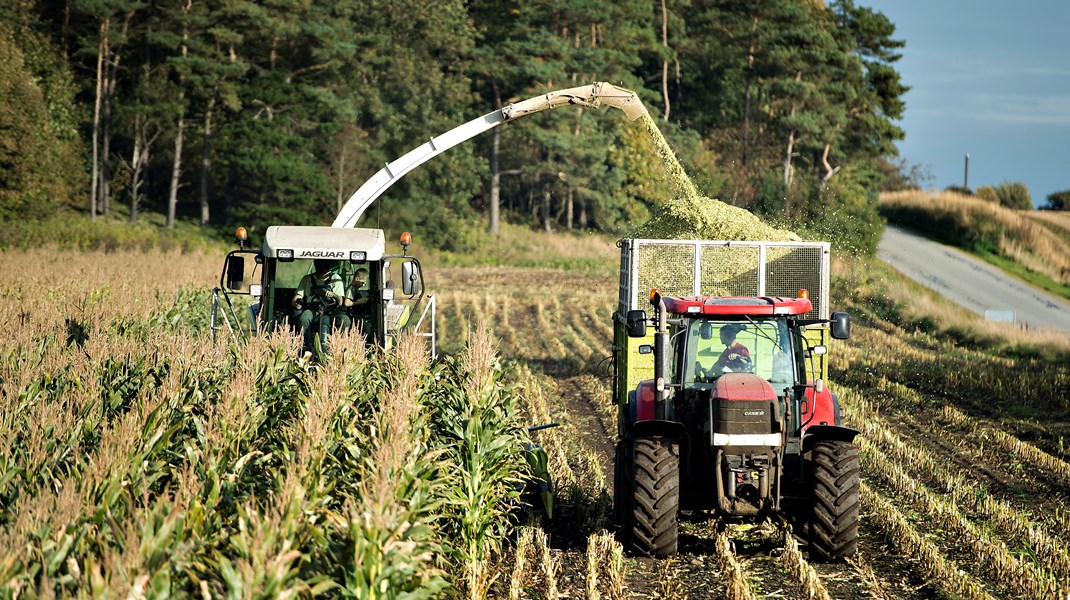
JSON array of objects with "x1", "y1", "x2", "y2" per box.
[{"x1": 964, "y1": 152, "x2": 970, "y2": 190}]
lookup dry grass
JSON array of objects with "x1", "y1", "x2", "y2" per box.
[
  {"x1": 584, "y1": 530, "x2": 625, "y2": 600},
  {"x1": 1026, "y1": 209, "x2": 1070, "y2": 239}
]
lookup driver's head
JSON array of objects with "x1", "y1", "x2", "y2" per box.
[
  {"x1": 313, "y1": 259, "x2": 336, "y2": 277},
  {"x1": 720, "y1": 324, "x2": 744, "y2": 345},
  {"x1": 353, "y1": 267, "x2": 369, "y2": 287}
]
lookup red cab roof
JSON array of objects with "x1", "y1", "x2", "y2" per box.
[{"x1": 662, "y1": 296, "x2": 812, "y2": 317}]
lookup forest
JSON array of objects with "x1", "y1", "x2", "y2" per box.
[{"x1": 0, "y1": 0, "x2": 907, "y2": 253}]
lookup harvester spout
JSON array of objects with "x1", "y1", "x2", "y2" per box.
[
  {"x1": 332, "y1": 82, "x2": 648, "y2": 229},
  {"x1": 501, "y1": 81, "x2": 648, "y2": 122}
]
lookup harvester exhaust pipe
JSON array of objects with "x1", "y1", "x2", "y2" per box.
[{"x1": 651, "y1": 290, "x2": 670, "y2": 420}]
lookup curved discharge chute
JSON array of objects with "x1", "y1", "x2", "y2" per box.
[{"x1": 332, "y1": 81, "x2": 648, "y2": 229}]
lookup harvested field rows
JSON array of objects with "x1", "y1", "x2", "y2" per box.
[{"x1": 431, "y1": 264, "x2": 1070, "y2": 599}]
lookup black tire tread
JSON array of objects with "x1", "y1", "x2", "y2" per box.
[
  {"x1": 810, "y1": 440, "x2": 860, "y2": 561},
  {"x1": 631, "y1": 437, "x2": 680, "y2": 557}
]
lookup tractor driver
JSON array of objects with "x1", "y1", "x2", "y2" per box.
[
  {"x1": 710, "y1": 323, "x2": 752, "y2": 374},
  {"x1": 292, "y1": 259, "x2": 352, "y2": 341}
]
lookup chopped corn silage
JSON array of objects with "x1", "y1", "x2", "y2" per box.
[{"x1": 632, "y1": 114, "x2": 799, "y2": 242}]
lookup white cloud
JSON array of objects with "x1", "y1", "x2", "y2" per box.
[
  {"x1": 909, "y1": 93, "x2": 1070, "y2": 126},
  {"x1": 964, "y1": 94, "x2": 1070, "y2": 125}
]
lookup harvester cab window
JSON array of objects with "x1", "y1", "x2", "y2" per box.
[{"x1": 264, "y1": 260, "x2": 319, "y2": 328}]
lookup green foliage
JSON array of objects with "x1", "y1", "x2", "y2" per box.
[
  {"x1": 0, "y1": 213, "x2": 226, "y2": 252},
  {"x1": 975, "y1": 185, "x2": 999, "y2": 203},
  {"x1": 805, "y1": 172, "x2": 883, "y2": 256},
  {"x1": 944, "y1": 185, "x2": 972, "y2": 196},
  {"x1": 993, "y1": 181, "x2": 1033, "y2": 210},
  {"x1": 876, "y1": 156, "x2": 932, "y2": 192},
  {"x1": 0, "y1": 311, "x2": 534, "y2": 597},
  {"x1": 429, "y1": 349, "x2": 527, "y2": 598},
  {"x1": 0, "y1": 16, "x2": 83, "y2": 222},
  {"x1": 8, "y1": 0, "x2": 906, "y2": 248},
  {"x1": 754, "y1": 171, "x2": 789, "y2": 217},
  {"x1": 1044, "y1": 189, "x2": 1070, "y2": 211}
]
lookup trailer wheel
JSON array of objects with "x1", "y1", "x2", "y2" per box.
[
  {"x1": 810, "y1": 440, "x2": 860, "y2": 561},
  {"x1": 631, "y1": 436, "x2": 679, "y2": 557}
]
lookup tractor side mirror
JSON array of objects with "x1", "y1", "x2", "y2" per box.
[
  {"x1": 830, "y1": 312, "x2": 851, "y2": 339},
  {"x1": 226, "y1": 255, "x2": 245, "y2": 290},
  {"x1": 401, "y1": 261, "x2": 420, "y2": 296},
  {"x1": 626, "y1": 310, "x2": 648, "y2": 338}
]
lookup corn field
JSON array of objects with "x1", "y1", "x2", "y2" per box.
[
  {"x1": 0, "y1": 250, "x2": 533, "y2": 598},
  {"x1": 4, "y1": 249, "x2": 1070, "y2": 598}
]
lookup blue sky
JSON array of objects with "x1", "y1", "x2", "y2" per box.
[{"x1": 861, "y1": 0, "x2": 1070, "y2": 207}]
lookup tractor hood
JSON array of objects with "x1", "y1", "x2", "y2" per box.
[
  {"x1": 712, "y1": 373, "x2": 778, "y2": 402},
  {"x1": 263, "y1": 226, "x2": 386, "y2": 261}
]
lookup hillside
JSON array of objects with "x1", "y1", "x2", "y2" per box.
[{"x1": 880, "y1": 190, "x2": 1070, "y2": 300}]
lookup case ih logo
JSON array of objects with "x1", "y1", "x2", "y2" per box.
[
  {"x1": 298, "y1": 250, "x2": 345, "y2": 258},
  {"x1": 744, "y1": 410, "x2": 765, "y2": 417}
]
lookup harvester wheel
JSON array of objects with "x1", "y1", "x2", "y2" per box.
[
  {"x1": 631, "y1": 436, "x2": 679, "y2": 557},
  {"x1": 810, "y1": 440, "x2": 860, "y2": 561}
]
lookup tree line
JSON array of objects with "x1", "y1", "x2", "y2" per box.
[{"x1": 1, "y1": 0, "x2": 910, "y2": 253}]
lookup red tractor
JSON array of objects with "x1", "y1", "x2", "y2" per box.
[{"x1": 613, "y1": 289, "x2": 858, "y2": 560}]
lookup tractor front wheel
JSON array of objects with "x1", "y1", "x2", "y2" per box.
[
  {"x1": 630, "y1": 436, "x2": 680, "y2": 557},
  {"x1": 809, "y1": 440, "x2": 860, "y2": 561}
]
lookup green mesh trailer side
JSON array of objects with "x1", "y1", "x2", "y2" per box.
[
  {"x1": 614, "y1": 317, "x2": 655, "y2": 413},
  {"x1": 803, "y1": 326, "x2": 830, "y2": 381}
]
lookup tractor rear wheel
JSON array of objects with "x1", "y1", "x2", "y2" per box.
[
  {"x1": 631, "y1": 436, "x2": 679, "y2": 557},
  {"x1": 809, "y1": 440, "x2": 860, "y2": 561}
]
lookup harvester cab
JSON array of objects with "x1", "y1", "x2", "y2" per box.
[
  {"x1": 212, "y1": 225, "x2": 435, "y2": 356},
  {"x1": 613, "y1": 239, "x2": 859, "y2": 561}
]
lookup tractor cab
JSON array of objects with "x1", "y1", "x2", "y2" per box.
[
  {"x1": 666, "y1": 296, "x2": 814, "y2": 393},
  {"x1": 213, "y1": 226, "x2": 435, "y2": 356},
  {"x1": 626, "y1": 294, "x2": 849, "y2": 446}
]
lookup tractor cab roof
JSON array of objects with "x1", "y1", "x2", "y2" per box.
[
  {"x1": 263, "y1": 226, "x2": 386, "y2": 261},
  {"x1": 663, "y1": 296, "x2": 813, "y2": 317}
]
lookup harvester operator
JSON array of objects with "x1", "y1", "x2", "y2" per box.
[{"x1": 292, "y1": 259, "x2": 352, "y2": 340}]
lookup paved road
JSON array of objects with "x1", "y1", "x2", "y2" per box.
[{"x1": 877, "y1": 226, "x2": 1070, "y2": 332}]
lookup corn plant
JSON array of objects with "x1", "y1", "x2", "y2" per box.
[{"x1": 429, "y1": 325, "x2": 527, "y2": 599}]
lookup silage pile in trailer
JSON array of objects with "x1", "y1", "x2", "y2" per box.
[{"x1": 632, "y1": 114, "x2": 798, "y2": 242}]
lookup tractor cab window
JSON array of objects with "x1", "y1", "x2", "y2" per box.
[{"x1": 685, "y1": 318, "x2": 795, "y2": 392}]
